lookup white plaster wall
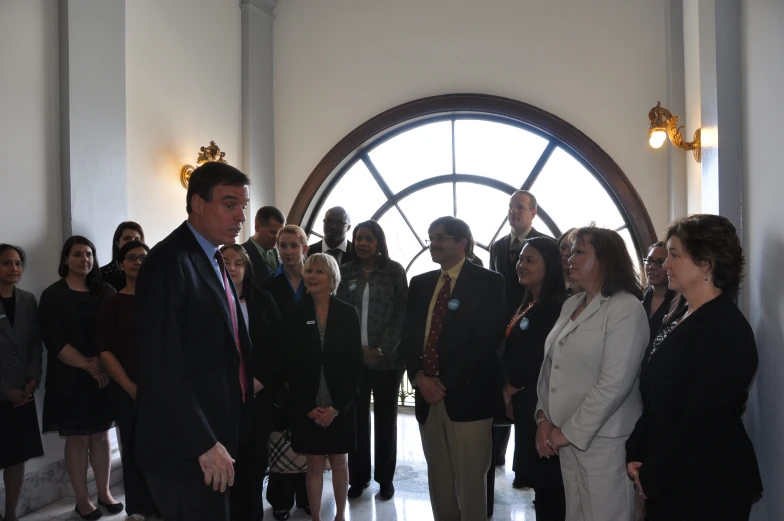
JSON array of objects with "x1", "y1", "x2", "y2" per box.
[
  {"x1": 683, "y1": 0, "x2": 703, "y2": 214},
  {"x1": 0, "y1": 0, "x2": 66, "y2": 480},
  {"x1": 126, "y1": 0, "x2": 243, "y2": 246},
  {"x1": 741, "y1": 0, "x2": 784, "y2": 519},
  {"x1": 273, "y1": 0, "x2": 670, "y2": 236}
]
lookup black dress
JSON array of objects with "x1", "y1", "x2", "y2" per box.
[
  {"x1": 626, "y1": 294, "x2": 762, "y2": 521},
  {"x1": 641, "y1": 286, "x2": 678, "y2": 341},
  {"x1": 502, "y1": 298, "x2": 565, "y2": 489},
  {"x1": 0, "y1": 289, "x2": 45, "y2": 469},
  {"x1": 286, "y1": 294, "x2": 363, "y2": 455},
  {"x1": 39, "y1": 279, "x2": 116, "y2": 435}
]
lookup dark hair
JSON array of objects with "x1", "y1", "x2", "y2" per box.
[
  {"x1": 0, "y1": 244, "x2": 26, "y2": 267},
  {"x1": 352, "y1": 220, "x2": 390, "y2": 268},
  {"x1": 117, "y1": 241, "x2": 150, "y2": 261},
  {"x1": 665, "y1": 214, "x2": 743, "y2": 299},
  {"x1": 254, "y1": 206, "x2": 285, "y2": 226},
  {"x1": 58, "y1": 236, "x2": 107, "y2": 294},
  {"x1": 518, "y1": 237, "x2": 567, "y2": 312},
  {"x1": 220, "y1": 244, "x2": 255, "y2": 301},
  {"x1": 186, "y1": 162, "x2": 251, "y2": 214},
  {"x1": 573, "y1": 226, "x2": 643, "y2": 299},
  {"x1": 110, "y1": 221, "x2": 145, "y2": 261},
  {"x1": 428, "y1": 216, "x2": 474, "y2": 256},
  {"x1": 648, "y1": 241, "x2": 666, "y2": 251}
]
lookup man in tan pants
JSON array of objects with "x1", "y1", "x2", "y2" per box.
[{"x1": 401, "y1": 216, "x2": 506, "y2": 520}]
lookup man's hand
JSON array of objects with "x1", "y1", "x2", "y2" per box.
[
  {"x1": 4, "y1": 388, "x2": 31, "y2": 407},
  {"x1": 198, "y1": 442, "x2": 235, "y2": 492},
  {"x1": 24, "y1": 378, "x2": 38, "y2": 397},
  {"x1": 414, "y1": 371, "x2": 446, "y2": 404}
]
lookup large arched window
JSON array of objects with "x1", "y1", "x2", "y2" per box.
[{"x1": 289, "y1": 94, "x2": 655, "y2": 279}]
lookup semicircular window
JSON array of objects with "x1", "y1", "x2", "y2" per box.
[{"x1": 303, "y1": 116, "x2": 645, "y2": 280}]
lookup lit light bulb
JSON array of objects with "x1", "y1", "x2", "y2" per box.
[{"x1": 649, "y1": 130, "x2": 667, "y2": 149}]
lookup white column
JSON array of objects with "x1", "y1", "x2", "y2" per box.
[
  {"x1": 241, "y1": 0, "x2": 277, "y2": 220},
  {"x1": 665, "y1": 0, "x2": 688, "y2": 223},
  {"x1": 59, "y1": 0, "x2": 127, "y2": 260}
]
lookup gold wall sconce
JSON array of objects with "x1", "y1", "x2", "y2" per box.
[
  {"x1": 647, "y1": 102, "x2": 701, "y2": 163},
  {"x1": 181, "y1": 141, "x2": 229, "y2": 188}
]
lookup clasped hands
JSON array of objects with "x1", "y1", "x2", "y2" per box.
[
  {"x1": 3, "y1": 378, "x2": 38, "y2": 407},
  {"x1": 415, "y1": 371, "x2": 445, "y2": 404},
  {"x1": 308, "y1": 406, "x2": 338, "y2": 428},
  {"x1": 535, "y1": 418, "x2": 570, "y2": 458},
  {"x1": 84, "y1": 357, "x2": 110, "y2": 388}
]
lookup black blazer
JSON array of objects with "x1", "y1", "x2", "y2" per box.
[
  {"x1": 626, "y1": 293, "x2": 762, "y2": 516},
  {"x1": 263, "y1": 272, "x2": 301, "y2": 319},
  {"x1": 285, "y1": 294, "x2": 363, "y2": 415},
  {"x1": 134, "y1": 222, "x2": 254, "y2": 478},
  {"x1": 401, "y1": 260, "x2": 506, "y2": 424},
  {"x1": 489, "y1": 228, "x2": 549, "y2": 318},
  {"x1": 242, "y1": 239, "x2": 277, "y2": 289},
  {"x1": 307, "y1": 240, "x2": 357, "y2": 266},
  {"x1": 245, "y1": 288, "x2": 284, "y2": 393}
]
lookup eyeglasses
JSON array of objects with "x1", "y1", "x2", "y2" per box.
[
  {"x1": 425, "y1": 234, "x2": 457, "y2": 245},
  {"x1": 124, "y1": 254, "x2": 147, "y2": 263},
  {"x1": 642, "y1": 257, "x2": 665, "y2": 267}
]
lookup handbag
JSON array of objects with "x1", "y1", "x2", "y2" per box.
[{"x1": 268, "y1": 430, "x2": 307, "y2": 474}]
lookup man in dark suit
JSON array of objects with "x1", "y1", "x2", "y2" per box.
[
  {"x1": 488, "y1": 190, "x2": 549, "y2": 468},
  {"x1": 307, "y1": 206, "x2": 357, "y2": 266},
  {"x1": 401, "y1": 216, "x2": 506, "y2": 521},
  {"x1": 243, "y1": 206, "x2": 285, "y2": 288},
  {"x1": 135, "y1": 162, "x2": 255, "y2": 521}
]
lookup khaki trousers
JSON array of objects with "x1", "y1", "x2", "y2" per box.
[{"x1": 419, "y1": 400, "x2": 493, "y2": 521}]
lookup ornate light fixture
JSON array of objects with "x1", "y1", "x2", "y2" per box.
[
  {"x1": 181, "y1": 141, "x2": 229, "y2": 188},
  {"x1": 647, "y1": 102, "x2": 701, "y2": 163}
]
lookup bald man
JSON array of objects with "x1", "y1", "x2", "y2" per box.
[{"x1": 307, "y1": 206, "x2": 358, "y2": 266}]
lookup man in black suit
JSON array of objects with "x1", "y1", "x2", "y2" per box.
[
  {"x1": 401, "y1": 216, "x2": 506, "y2": 521},
  {"x1": 488, "y1": 190, "x2": 549, "y2": 468},
  {"x1": 307, "y1": 206, "x2": 357, "y2": 266},
  {"x1": 135, "y1": 162, "x2": 255, "y2": 521},
  {"x1": 243, "y1": 206, "x2": 285, "y2": 289}
]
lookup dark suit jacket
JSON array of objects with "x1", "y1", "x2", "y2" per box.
[
  {"x1": 626, "y1": 293, "x2": 762, "y2": 516},
  {"x1": 401, "y1": 260, "x2": 506, "y2": 424},
  {"x1": 242, "y1": 239, "x2": 277, "y2": 289},
  {"x1": 307, "y1": 240, "x2": 357, "y2": 266},
  {"x1": 134, "y1": 222, "x2": 254, "y2": 478},
  {"x1": 0, "y1": 288, "x2": 43, "y2": 398},
  {"x1": 285, "y1": 294, "x2": 363, "y2": 415},
  {"x1": 489, "y1": 228, "x2": 549, "y2": 319},
  {"x1": 262, "y1": 272, "x2": 301, "y2": 319},
  {"x1": 246, "y1": 288, "x2": 283, "y2": 392}
]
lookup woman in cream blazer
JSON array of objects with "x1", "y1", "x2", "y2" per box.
[{"x1": 535, "y1": 227, "x2": 649, "y2": 521}]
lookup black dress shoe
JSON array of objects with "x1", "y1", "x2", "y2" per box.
[
  {"x1": 379, "y1": 482, "x2": 395, "y2": 500},
  {"x1": 97, "y1": 499, "x2": 124, "y2": 514},
  {"x1": 272, "y1": 510, "x2": 290, "y2": 520},
  {"x1": 347, "y1": 482, "x2": 368, "y2": 499},
  {"x1": 74, "y1": 505, "x2": 103, "y2": 520}
]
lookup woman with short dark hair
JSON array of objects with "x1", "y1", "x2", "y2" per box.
[
  {"x1": 96, "y1": 241, "x2": 155, "y2": 521},
  {"x1": 100, "y1": 222, "x2": 144, "y2": 291},
  {"x1": 337, "y1": 220, "x2": 408, "y2": 501},
  {"x1": 0, "y1": 244, "x2": 45, "y2": 521},
  {"x1": 39, "y1": 236, "x2": 120, "y2": 520},
  {"x1": 626, "y1": 215, "x2": 762, "y2": 521},
  {"x1": 535, "y1": 227, "x2": 649, "y2": 521}
]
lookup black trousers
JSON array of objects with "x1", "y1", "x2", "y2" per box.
[
  {"x1": 348, "y1": 368, "x2": 405, "y2": 487},
  {"x1": 114, "y1": 389, "x2": 156, "y2": 517},
  {"x1": 146, "y1": 473, "x2": 230, "y2": 521},
  {"x1": 534, "y1": 487, "x2": 566, "y2": 521},
  {"x1": 231, "y1": 394, "x2": 273, "y2": 521},
  {"x1": 493, "y1": 425, "x2": 511, "y2": 463},
  {"x1": 266, "y1": 473, "x2": 308, "y2": 512}
]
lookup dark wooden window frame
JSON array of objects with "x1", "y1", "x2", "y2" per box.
[{"x1": 287, "y1": 93, "x2": 656, "y2": 261}]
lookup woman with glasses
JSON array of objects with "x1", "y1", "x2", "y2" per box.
[
  {"x1": 641, "y1": 242, "x2": 678, "y2": 340},
  {"x1": 336, "y1": 220, "x2": 408, "y2": 501},
  {"x1": 96, "y1": 241, "x2": 155, "y2": 521},
  {"x1": 0, "y1": 245, "x2": 45, "y2": 521},
  {"x1": 39, "y1": 236, "x2": 120, "y2": 520},
  {"x1": 100, "y1": 222, "x2": 144, "y2": 291}
]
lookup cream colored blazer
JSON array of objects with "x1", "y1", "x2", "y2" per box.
[{"x1": 536, "y1": 291, "x2": 649, "y2": 450}]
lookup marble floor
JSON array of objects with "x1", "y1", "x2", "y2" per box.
[{"x1": 20, "y1": 409, "x2": 536, "y2": 520}]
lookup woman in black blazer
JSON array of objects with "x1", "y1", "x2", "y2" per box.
[
  {"x1": 220, "y1": 244, "x2": 294, "y2": 521},
  {"x1": 502, "y1": 237, "x2": 567, "y2": 521},
  {"x1": 626, "y1": 215, "x2": 762, "y2": 521},
  {"x1": 263, "y1": 225, "x2": 309, "y2": 318},
  {"x1": 286, "y1": 253, "x2": 363, "y2": 521},
  {"x1": 0, "y1": 244, "x2": 45, "y2": 521},
  {"x1": 39, "y1": 236, "x2": 120, "y2": 520}
]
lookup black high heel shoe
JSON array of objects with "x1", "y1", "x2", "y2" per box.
[
  {"x1": 97, "y1": 499, "x2": 124, "y2": 514},
  {"x1": 74, "y1": 505, "x2": 103, "y2": 520}
]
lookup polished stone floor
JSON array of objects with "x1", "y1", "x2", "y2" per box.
[{"x1": 21, "y1": 409, "x2": 536, "y2": 520}]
